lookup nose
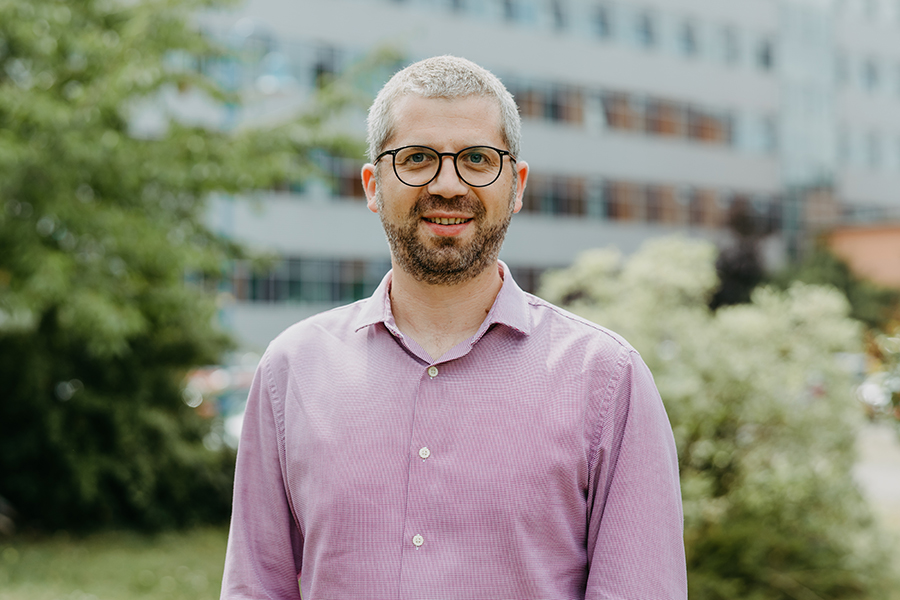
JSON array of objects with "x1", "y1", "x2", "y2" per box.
[{"x1": 426, "y1": 155, "x2": 469, "y2": 198}]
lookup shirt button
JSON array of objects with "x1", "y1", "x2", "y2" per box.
[
  {"x1": 427, "y1": 366, "x2": 439, "y2": 378},
  {"x1": 412, "y1": 534, "x2": 424, "y2": 547},
  {"x1": 418, "y1": 447, "x2": 431, "y2": 460}
]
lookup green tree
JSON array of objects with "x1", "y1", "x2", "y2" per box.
[
  {"x1": 0, "y1": 0, "x2": 367, "y2": 531},
  {"x1": 772, "y1": 244, "x2": 899, "y2": 332},
  {"x1": 541, "y1": 237, "x2": 898, "y2": 599}
]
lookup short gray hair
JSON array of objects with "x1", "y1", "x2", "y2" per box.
[{"x1": 366, "y1": 55, "x2": 521, "y2": 163}]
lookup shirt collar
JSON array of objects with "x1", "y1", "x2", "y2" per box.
[{"x1": 353, "y1": 260, "x2": 533, "y2": 337}]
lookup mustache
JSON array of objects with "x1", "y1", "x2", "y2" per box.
[{"x1": 408, "y1": 194, "x2": 486, "y2": 219}]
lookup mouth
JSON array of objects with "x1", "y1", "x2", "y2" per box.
[{"x1": 424, "y1": 217, "x2": 472, "y2": 225}]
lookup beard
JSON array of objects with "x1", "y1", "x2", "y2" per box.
[{"x1": 378, "y1": 188, "x2": 515, "y2": 286}]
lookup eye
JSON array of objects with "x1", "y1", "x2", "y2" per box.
[
  {"x1": 395, "y1": 147, "x2": 437, "y2": 167},
  {"x1": 460, "y1": 148, "x2": 498, "y2": 169}
]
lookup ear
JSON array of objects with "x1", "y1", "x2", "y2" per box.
[
  {"x1": 362, "y1": 163, "x2": 379, "y2": 213},
  {"x1": 512, "y1": 160, "x2": 528, "y2": 214}
]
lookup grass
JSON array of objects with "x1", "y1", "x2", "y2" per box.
[{"x1": 0, "y1": 527, "x2": 228, "y2": 600}]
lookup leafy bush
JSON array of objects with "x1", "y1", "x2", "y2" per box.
[{"x1": 541, "y1": 237, "x2": 898, "y2": 599}]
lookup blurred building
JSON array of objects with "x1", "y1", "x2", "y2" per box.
[
  {"x1": 828, "y1": 224, "x2": 900, "y2": 287},
  {"x1": 192, "y1": 0, "x2": 900, "y2": 350}
]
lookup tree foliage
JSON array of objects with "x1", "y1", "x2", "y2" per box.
[
  {"x1": 772, "y1": 244, "x2": 900, "y2": 332},
  {"x1": 541, "y1": 237, "x2": 898, "y2": 599},
  {"x1": 0, "y1": 0, "x2": 369, "y2": 531}
]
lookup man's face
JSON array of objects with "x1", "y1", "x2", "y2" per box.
[{"x1": 362, "y1": 95, "x2": 528, "y2": 286}]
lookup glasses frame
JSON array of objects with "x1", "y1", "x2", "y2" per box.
[{"x1": 375, "y1": 145, "x2": 516, "y2": 188}]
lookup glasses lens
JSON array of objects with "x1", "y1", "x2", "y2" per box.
[
  {"x1": 456, "y1": 147, "x2": 503, "y2": 186},
  {"x1": 393, "y1": 147, "x2": 440, "y2": 186}
]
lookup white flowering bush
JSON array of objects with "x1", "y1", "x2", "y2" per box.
[{"x1": 541, "y1": 237, "x2": 898, "y2": 599}]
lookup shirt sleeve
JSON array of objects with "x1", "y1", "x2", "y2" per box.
[
  {"x1": 584, "y1": 349, "x2": 687, "y2": 599},
  {"x1": 220, "y1": 352, "x2": 304, "y2": 600}
]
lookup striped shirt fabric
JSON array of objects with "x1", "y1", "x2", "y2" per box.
[{"x1": 221, "y1": 263, "x2": 687, "y2": 600}]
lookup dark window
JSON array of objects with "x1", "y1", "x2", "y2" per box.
[
  {"x1": 550, "y1": 0, "x2": 566, "y2": 30},
  {"x1": 502, "y1": 0, "x2": 517, "y2": 22},
  {"x1": 687, "y1": 189, "x2": 705, "y2": 226},
  {"x1": 603, "y1": 182, "x2": 635, "y2": 220},
  {"x1": 645, "y1": 100, "x2": 684, "y2": 136},
  {"x1": 313, "y1": 46, "x2": 339, "y2": 88},
  {"x1": 644, "y1": 186, "x2": 662, "y2": 222},
  {"x1": 232, "y1": 258, "x2": 391, "y2": 304},
  {"x1": 636, "y1": 13, "x2": 655, "y2": 48},
  {"x1": 757, "y1": 39, "x2": 774, "y2": 71},
  {"x1": 594, "y1": 5, "x2": 612, "y2": 38},
  {"x1": 679, "y1": 22, "x2": 698, "y2": 57},
  {"x1": 863, "y1": 58, "x2": 879, "y2": 91}
]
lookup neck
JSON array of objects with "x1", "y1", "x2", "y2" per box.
[{"x1": 389, "y1": 261, "x2": 503, "y2": 361}]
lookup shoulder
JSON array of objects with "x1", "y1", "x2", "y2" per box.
[
  {"x1": 523, "y1": 292, "x2": 637, "y2": 356},
  {"x1": 261, "y1": 299, "x2": 370, "y2": 369}
]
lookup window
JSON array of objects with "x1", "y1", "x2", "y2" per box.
[
  {"x1": 678, "y1": 22, "x2": 698, "y2": 57},
  {"x1": 502, "y1": 0, "x2": 517, "y2": 22},
  {"x1": 546, "y1": 87, "x2": 584, "y2": 123},
  {"x1": 521, "y1": 175, "x2": 586, "y2": 216},
  {"x1": 511, "y1": 81, "x2": 584, "y2": 124},
  {"x1": 602, "y1": 92, "x2": 639, "y2": 130},
  {"x1": 233, "y1": 258, "x2": 391, "y2": 304},
  {"x1": 757, "y1": 38, "x2": 774, "y2": 71},
  {"x1": 604, "y1": 182, "x2": 636, "y2": 220},
  {"x1": 313, "y1": 46, "x2": 339, "y2": 89},
  {"x1": 586, "y1": 179, "x2": 605, "y2": 218},
  {"x1": 687, "y1": 108, "x2": 731, "y2": 143},
  {"x1": 549, "y1": 0, "x2": 566, "y2": 30},
  {"x1": 594, "y1": 5, "x2": 612, "y2": 38},
  {"x1": 863, "y1": 58, "x2": 879, "y2": 91},
  {"x1": 645, "y1": 100, "x2": 685, "y2": 136},
  {"x1": 687, "y1": 189, "x2": 705, "y2": 226},
  {"x1": 644, "y1": 186, "x2": 679, "y2": 223},
  {"x1": 636, "y1": 12, "x2": 656, "y2": 48},
  {"x1": 326, "y1": 157, "x2": 366, "y2": 198}
]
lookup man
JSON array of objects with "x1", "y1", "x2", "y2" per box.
[{"x1": 221, "y1": 55, "x2": 687, "y2": 599}]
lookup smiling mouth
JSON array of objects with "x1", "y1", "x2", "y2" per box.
[{"x1": 424, "y1": 217, "x2": 471, "y2": 225}]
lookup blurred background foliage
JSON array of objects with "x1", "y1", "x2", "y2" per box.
[
  {"x1": 541, "y1": 237, "x2": 899, "y2": 600},
  {"x1": 0, "y1": 0, "x2": 368, "y2": 532}
]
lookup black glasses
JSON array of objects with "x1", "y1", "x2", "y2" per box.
[{"x1": 375, "y1": 145, "x2": 515, "y2": 188}]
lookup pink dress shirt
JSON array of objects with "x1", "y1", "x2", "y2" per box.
[{"x1": 221, "y1": 263, "x2": 687, "y2": 599}]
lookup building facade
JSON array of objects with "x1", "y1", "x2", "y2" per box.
[{"x1": 194, "y1": 0, "x2": 900, "y2": 349}]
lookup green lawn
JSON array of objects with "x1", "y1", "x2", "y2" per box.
[{"x1": 0, "y1": 527, "x2": 228, "y2": 600}]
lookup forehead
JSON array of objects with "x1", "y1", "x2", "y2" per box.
[{"x1": 387, "y1": 95, "x2": 505, "y2": 150}]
